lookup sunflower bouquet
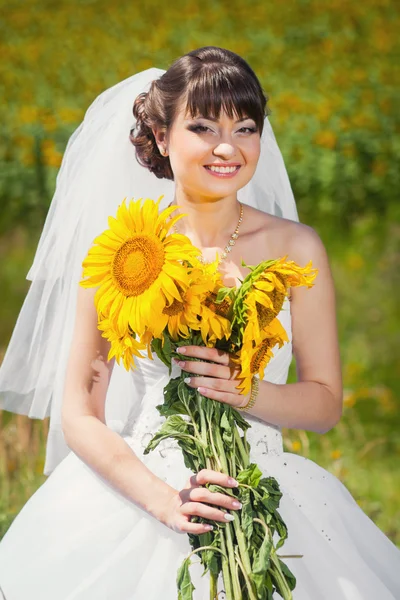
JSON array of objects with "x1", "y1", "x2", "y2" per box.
[{"x1": 80, "y1": 196, "x2": 318, "y2": 600}]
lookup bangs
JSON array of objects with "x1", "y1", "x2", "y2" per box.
[{"x1": 183, "y1": 66, "x2": 267, "y2": 132}]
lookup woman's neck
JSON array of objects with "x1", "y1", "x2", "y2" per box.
[{"x1": 169, "y1": 193, "x2": 242, "y2": 249}]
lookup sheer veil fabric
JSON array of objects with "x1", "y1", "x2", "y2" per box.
[{"x1": 0, "y1": 67, "x2": 299, "y2": 475}]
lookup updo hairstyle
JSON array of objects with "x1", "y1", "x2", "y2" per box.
[{"x1": 130, "y1": 46, "x2": 271, "y2": 180}]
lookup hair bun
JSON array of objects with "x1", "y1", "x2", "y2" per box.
[{"x1": 130, "y1": 88, "x2": 173, "y2": 180}]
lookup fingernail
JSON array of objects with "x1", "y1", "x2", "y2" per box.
[
  {"x1": 184, "y1": 377, "x2": 191, "y2": 384},
  {"x1": 176, "y1": 347, "x2": 186, "y2": 353},
  {"x1": 205, "y1": 524, "x2": 213, "y2": 531},
  {"x1": 232, "y1": 501, "x2": 242, "y2": 509},
  {"x1": 228, "y1": 478, "x2": 239, "y2": 486},
  {"x1": 224, "y1": 513, "x2": 235, "y2": 521},
  {"x1": 177, "y1": 361, "x2": 185, "y2": 368}
]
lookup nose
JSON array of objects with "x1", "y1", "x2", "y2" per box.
[{"x1": 212, "y1": 142, "x2": 236, "y2": 159}]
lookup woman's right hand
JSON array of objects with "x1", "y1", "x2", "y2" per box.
[{"x1": 161, "y1": 469, "x2": 243, "y2": 535}]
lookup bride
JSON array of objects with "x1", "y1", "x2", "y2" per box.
[{"x1": 0, "y1": 46, "x2": 399, "y2": 599}]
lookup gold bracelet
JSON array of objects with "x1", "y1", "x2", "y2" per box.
[{"x1": 237, "y1": 376, "x2": 259, "y2": 411}]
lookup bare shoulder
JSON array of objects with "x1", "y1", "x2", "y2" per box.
[
  {"x1": 286, "y1": 220, "x2": 329, "y2": 266},
  {"x1": 243, "y1": 205, "x2": 327, "y2": 265}
]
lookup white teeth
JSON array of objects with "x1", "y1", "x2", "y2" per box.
[{"x1": 207, "y1": 165, "x2": 238, "y2": 173}]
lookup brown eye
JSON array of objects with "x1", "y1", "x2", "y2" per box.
[
  {"x1": 188, "y1": 125, "x2": 210, "y2": 133},
  {"x1": 238, "y1": 127, "x2": 257, "y2": 133}
]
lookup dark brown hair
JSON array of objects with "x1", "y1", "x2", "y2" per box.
[{"x1": 130, "y1": 46, "x2": 270, "y2": 180}]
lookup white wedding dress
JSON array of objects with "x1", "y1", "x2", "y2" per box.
[{"x1": 0, "y1": 297, "x2": 399, "y2": 600}]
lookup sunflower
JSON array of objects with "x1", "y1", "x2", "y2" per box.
[
  {"x1": 80, "y1": 196, "x2": 201, "y2": 338},
  {"x1": 191, "y1": 260, "x2": 233, "y2": 346},
  {"x1": 253, "y1": 255, "x2": 318, "y2": 321},
  {"x1": 97, "y1": 316, "x2": 147, "y2": 371},
  {"x1": 234, "y1": 317, "x2": 289, "y2": 395},
  {"x1": 200, "y1": 291, "x2": 232, "y2": 346},
  {"x1": 240, "y1": 277, "x2": 290, "y2": 348},
  {"x1": 159, "y1": 270, "x2": 212, "y2": 340},
  {"x1": 234, "y1": 255, "x2": 318, "y2": 345}
]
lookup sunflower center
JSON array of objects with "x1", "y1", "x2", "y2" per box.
[
  {"x1": 204, "y1": 292, "x2": 231, "y2": 318},
  {"x1": 163, "y1": 298, "x2": 185, "y2": 316},
  {"x1": 250, "y1": 338, "x2": 272, "y2": 373},
  {"x1": 256, "y1": 302, "x2": 275, "y2": 329},
  {"x1": 271, "y1": 273, "x2": 288, "y2": 313},
  {"x1": 112, "y1": 234, "x2": 165, "y2": 296}
]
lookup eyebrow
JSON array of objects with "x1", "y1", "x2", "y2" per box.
[{"x1": 189, "y1": 115, "x2": 253, "y2": 123}]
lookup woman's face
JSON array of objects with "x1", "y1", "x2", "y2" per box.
[{"x1": 155, "y1": 97, "x2": 261, "y2": 199}]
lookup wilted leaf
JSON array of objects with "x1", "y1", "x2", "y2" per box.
[{"x1": 177, "y1": 558, "x2": 195, "y2": 600}]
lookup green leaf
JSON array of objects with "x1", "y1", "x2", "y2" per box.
[
  {"x1": 203, "y1": 395, "x2": 215, "y2": 424},
  {"x1": 198, "y1": 530, "x2": 221, "y2": 578},
  {"x1": 151, "y1": 337, "x2": 171, "y2": 369},
  {"x1": 261, "y1": 496, "x2": 281, "y2": 514},
  {"x1": 204, "y1": 442, "x2": 214, "y2": 459},
  {"x1": 143, "y1": 415, "x2": 196, "y2": 454},
  {"x1": 177, "y1": 558, "x2": 195, "y2": 600},
  {"x1": 178, "y1": 439, "x2": 201, "y2": 471},
  {"x1": 220, "y1": 411, "x2": 233, "y2": 445},
  {"x1": 206, "y1": 483, "x2": 236, "y2": 499},
  {"x1": 236, "y1": 463, "x2": 263, "y2": 487},
  {"x1": 273, "y1": 511, "x2": 289, "y2": 550},
  {"x1": 156, "y1": 399, "x2": 188, "y2": 417},
  {"x1": 163, "y1": 331, "x2": 172, "y2": 357},
  {"x1": 264, "y1": 571, "x2": 274, "y2": 598},
  {"x1": 240, "y1": 488, "x2": 255, "y2": 539},
  {"x1": 277, "y1": 558, "x2": 297, "y2": 591},
  {"x1": 215, "y1": 285, "x2": 235, "y2": 303},
  {"x1": 259, "y1": 477, "x2": 283, "y2": 513},
  {"x1": 232, "y1": 408, "x2": 252, "y2": 432},
  {"x1": 178, "y1": 380, "x2": 192, "y2": 406},
  {"x1": 252, "y1": 524, "x2": 273, "y2": 597},
  {"x1": 156, "y1": 377, "x2": 189, "y2": 416}
]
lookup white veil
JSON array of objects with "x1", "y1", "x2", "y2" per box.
[{"x1": 0, "y1": 67, "x2": 299, "y2": 475}]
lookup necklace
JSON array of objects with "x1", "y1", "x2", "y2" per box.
[{"x1": 168, "y1": 201, "x2": 244, "y2": 266}]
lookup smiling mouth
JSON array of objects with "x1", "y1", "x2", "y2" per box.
[{"x1": 204, "y1": 165, "x2": 242, "y2": 176}]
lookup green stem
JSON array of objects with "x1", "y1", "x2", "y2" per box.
[
  {"x1": 230, "y1": 419, "x2": 237, "y2": 479},
  {"x1": 234, "y1": 547, "x2": 257, "y2": 600},
  {"x1": 232, "y1": 512, "x2": 253, "y2": 577},
  {"x1": 185, "y1": 397, "x2": 201, "y2": 441},
  {"x1": 209, "y1": 571, "x2": 217, "y2": 600},
  {"x1": 253, "y1": 518, "x2": 293, "y2": 600},
  {"x1": 220, "y1": 526, "x2": 234, "y2": 600},
  {"x1": 186, "y1": 544, "x2": 226, "y2": 562},
  {"x1": 196, "y1": 390, "x2": 212, "y2": 469},
  {"x1": 213, "y1": 418, "x2": 230, "y2": 474},
  {"x1": 224, "y1": 521, "x2": 242, "y2": 599},
  {"x1": 237, "y1": 483, "x2": 252, "y2": 491},
  {"x1": 205, "y1": 404, "x2": 222, "y2": 471},
  {"x1": 233, "y1": 427, "x2": 249, "y2": 469},
  {"x1": 270, "y1": 551, "x2": 293, "y2": 600}
]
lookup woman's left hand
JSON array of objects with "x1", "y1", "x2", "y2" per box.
[{"x1": 173, "y1": 346, "x2": 250, "y2": 409}]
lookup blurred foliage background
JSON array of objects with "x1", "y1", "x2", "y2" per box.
[{"x1": 0, "y1": 0, "x2": 399, "y2": 548}]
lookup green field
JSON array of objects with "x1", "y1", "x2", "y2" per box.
[{"x1": 0, "y1": 0, "x2": 399, "y2": 548}]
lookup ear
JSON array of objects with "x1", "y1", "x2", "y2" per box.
[{"x1": 152, "y1": 126, "x2": 168, "y2": 156}]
